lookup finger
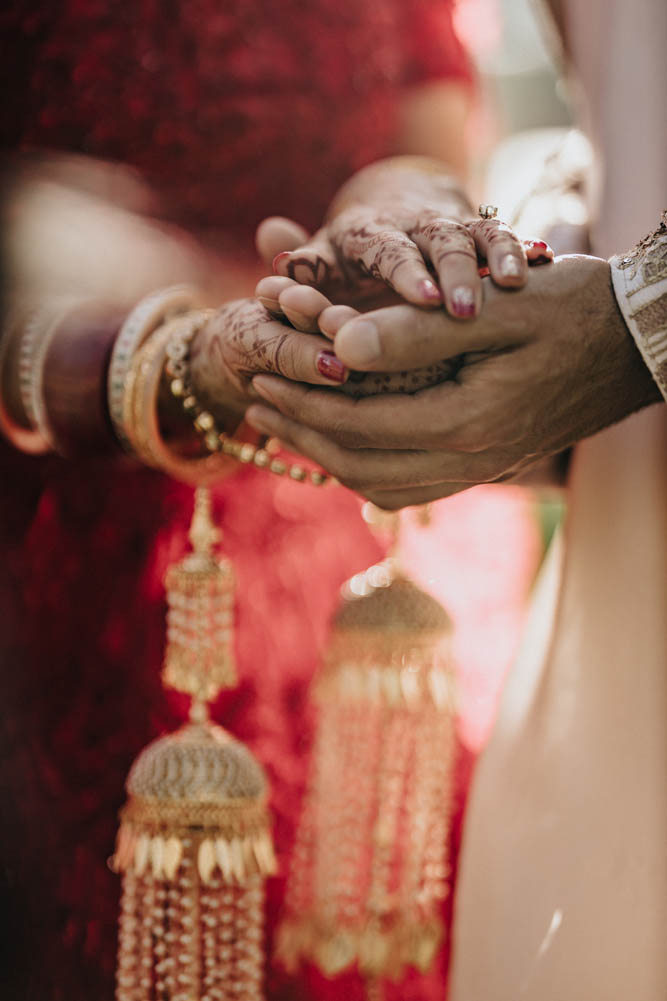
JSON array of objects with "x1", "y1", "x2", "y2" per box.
[
  {"x1": 362, "y1": 480, "x2": 471, "y2": 509},
  {"x1": 250, "y1": 374, "x2": 476, "y2": 451},
  {"x1": 524, "y1": 238, "x2": 555, "y2": 265},
  {"x1": 333, "y1": 216, "x2": 442, "y2": 306},
  {"x1": 412, "y1": 219, "x2": 480, "y2": 319},
  {"x1": 332, "y1": 302, "x2": 505, "y2": 372},
  {"x1": 254, "y1": 329, "x2": 349, "y2": 386},
  {"x1": 278, "y1": 285, "x2": 333, "y2": 333},
  {"x1": 255, "y1": 275, "x2": 297, "y2": 314},
  {"x1": 272, "y1": 227, "x2": 341, "y2": 288},
  {"x1": 212, "y1": 303, "x2": 350, "y2": 387},
  {"x1": 468, "y1": 218, "x2": 528, "y2": 288},
  {"x1": 318, "y1": 304, "x2": 359, "y2": 340},
  {"x1": 255, "y1": 216, "x2": 310, "y2": 267},
  {"x1": 244, "y1": 404, "x2": 477, "y2": 489}
]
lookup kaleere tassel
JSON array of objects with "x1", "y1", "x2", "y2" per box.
[
  {"x1": 113, "y1": 487, "x2": 276, "y2": 1001},
  {"x1": 276, "y1": 506, "x2": 457, "y2": 994}
]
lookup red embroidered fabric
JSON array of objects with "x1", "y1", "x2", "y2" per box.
[
  {"x1": 1, "y1": 0, "x2": 472, "y2": 241},
  {"x1": 0, "y1": 3, "x2": 478, "y2": 999}
]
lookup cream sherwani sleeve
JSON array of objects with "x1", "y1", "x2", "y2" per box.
[{"x1": 610, "y1": 214, "x2": 667, "y2": 401}]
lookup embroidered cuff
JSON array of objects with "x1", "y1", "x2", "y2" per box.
[{"x1": 610, "y1": 211, "x2": 667, "y2": 402}]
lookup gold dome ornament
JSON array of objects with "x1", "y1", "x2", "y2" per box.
[
  {"x1": 276, "y1": 505, "x2": 458, "y2": 996},
  {"x1": 113, "y1": 487, "x2": 276, "y2": 1001}
]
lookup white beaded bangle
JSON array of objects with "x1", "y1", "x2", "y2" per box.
[
  {"x1": 0, "y1": 310, "x2": 51, "y2": 454},
  {"x1": 108, "y1": 284, "x2": 199, "y2": 453}
]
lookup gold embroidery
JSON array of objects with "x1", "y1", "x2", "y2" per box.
[
  {"x1": 630, "y1": 293, "x2": 667, "y2": 337},
  {"x1": 617, "y1": 210, "x2": 667, "y2": 284}
]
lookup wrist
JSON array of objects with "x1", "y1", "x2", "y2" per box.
[
  {"x1": 1, "y1": 298, "x2": 123, "y2": 457},
  {"x1": 326, "y1": 156, "x2": 473, "y2": 222}
]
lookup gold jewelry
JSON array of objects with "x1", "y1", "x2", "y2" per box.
[
  {"x1": 122, "y1": 311, "x2": 233, "y2": 484},
  {"x1": 109, "y1": 284, "x2": 198, "y2": 453},
  {"x1": 114, "y1": 487, "x2": 276, "y2": 1001},
  {"x1": 0, "y1": 306, "x2": 51, "y2": 454},
  {"x1": 18, "y1": 296, "x2": 87, "y2": 449},
  {"x1": 478, "y1": 203, "x2": 499, "y2": 220},
  {"x1": 164, "y1": 311, "x2": 331, "y2": 486},
  {"x1": 277, "y1": 511, "x2": 458, "y2": 993},
  {"x1": 0, "y1": 296, "x2": 87, "y2": 454}
]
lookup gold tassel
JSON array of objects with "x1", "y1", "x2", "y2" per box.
[
  {"x1": 276, "y1": 506, "x2": 457, "y2": 989},
  {"x1": 114, "y1": 487, "x2": 276, "y2": 1001}
]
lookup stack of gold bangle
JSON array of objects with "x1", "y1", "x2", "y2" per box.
[{"x1": 120, "y1": 303, "x2": 331, "y2": 487}]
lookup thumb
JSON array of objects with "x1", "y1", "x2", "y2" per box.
[
  {"x1": 334, "y1": 303, "x2": 500, "y2": 371},
  {"x1": 255, "y1": 216, "x2": 310, "y2": 267}
]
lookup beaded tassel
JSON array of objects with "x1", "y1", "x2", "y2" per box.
[
  {"x1": 276, "y1": 551, "x2": 457, "y2": 991},
  {"x1": 114, "y1": 487, "x2": 276, "y2": 1001}
]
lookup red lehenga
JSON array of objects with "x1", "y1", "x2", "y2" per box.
[{"x1": 0, "y1": 4, "x2": 537, "y2": 1000}]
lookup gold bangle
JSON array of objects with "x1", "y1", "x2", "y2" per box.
[
  {"x1": 122, "y1": 312, "x2": 235, "y2": 484},
  {"x1": 0, "y1": 307, "x2": 51, "y2": 454}
]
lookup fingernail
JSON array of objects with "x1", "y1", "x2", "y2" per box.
[
  {"x1": 252, "y1": 376, "x2": 278, "y2": 405},
  {"x1": 272, "y1": 251, "x2": 291, "y2": 273},
  {"x1": 529, "y1": 240, "x2": 549, "y2": 251},
  {"x1": 450, "y1": 286, "x2": 476, "y2": 318},
  {"x1": 336, "y1": 319, "x2": 381, "y2": 366},
  {"x1": 500, "y1": 254, "x2": 523, "y2": 278},
  {"x1": 316, "y1": 350, "x2": 347, "y2": 383},
  {"x1": 419, "y1": 278, "x2": 442, "y2": 302},
  {"x1": 258, "y1": 295, "x2": 281, "y2": 312},
  {"x1": 478, "y1": 265, "x2": 490, "y2": 279}
]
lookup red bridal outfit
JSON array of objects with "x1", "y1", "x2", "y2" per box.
[{"x1": 0, "y1": 4, "x2": 536, "y2": 1000}]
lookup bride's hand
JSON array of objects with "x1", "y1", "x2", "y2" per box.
[
  {"x1": 257, "y1": 164, "x2": 553, "y2": 316},
  {"x1": 188, "y1": 297, "x2": 351, "y2": 424}
]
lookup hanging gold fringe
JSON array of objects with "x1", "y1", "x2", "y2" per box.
[
  {"x1": 162, "y1": 485, "x2": 236, "y2": 702},
  {"x1": 114, "y1": 487, "x2": 276, "y2": 1001},
  {"x1": 276, "y1": 558, "x2": 457, "y2": 985}
]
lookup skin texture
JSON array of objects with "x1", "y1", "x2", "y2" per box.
[{"x1": 244, "y1": 255, "x2": 663, "y2": 509}]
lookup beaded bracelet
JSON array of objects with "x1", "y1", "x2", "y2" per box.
[{"x1": 163, "y1": 311, "x2": 330, "y2": 486}]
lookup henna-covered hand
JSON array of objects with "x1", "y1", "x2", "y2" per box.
[
  {"x1": 259, "y1": 158, "x2": 553, "y2": 316},
  {"x1": 187, "y1": 297, "x2": 350, "y2": 424}
]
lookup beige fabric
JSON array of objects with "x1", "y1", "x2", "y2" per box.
[
  {"x1": 611, "y1": 217, "x2": 667, "y2": 401},
  {"x1": 449, "y1": 1, "x2": 667, "y2": 998}
]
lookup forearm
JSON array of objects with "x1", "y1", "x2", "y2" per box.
[{"x1": 0, "y1": 156, "x2": 257, "y2": 459}]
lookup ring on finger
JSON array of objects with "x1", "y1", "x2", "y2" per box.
[{"x1": 478, "y1": 203, "x2": 499, "y2": 220}]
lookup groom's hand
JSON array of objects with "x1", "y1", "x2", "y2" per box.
[{"x1": 245, "y1": 256, "x2": 662, "y2": 508}]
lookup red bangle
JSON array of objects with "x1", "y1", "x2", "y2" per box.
[{"x1": 40, "y1": 302, "x2": 126, "y2": 458}]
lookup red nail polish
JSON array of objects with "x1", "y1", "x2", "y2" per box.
[
  {"x1": 317, "y1": 350, "x2": 347, "y2": 383},
  {"x1": 531, "y1": 240, "x2": 549, "y2": 250},
  {"x1": 419, "y1": 279, "x2": 442, "y2": 301},
  {"x1": 478, "y1": 266, "x2": 490, "y2": 279},
  {"x1": 272, "y1": 251, "x2": 291, "y2": 273}
]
